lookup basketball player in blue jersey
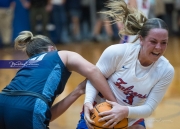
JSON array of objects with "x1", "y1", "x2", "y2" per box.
[
  {"x1": 76, "y1": 0, "x2": 174, "y2": 129},
  {"x1": 0, "y1": 31, "x2": 117, "y2": 129}
]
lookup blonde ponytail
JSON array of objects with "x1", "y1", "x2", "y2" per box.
[
  {"x1": 14, "y1": 31, "x2": 33, "y2": 51},
  {"x1": 100, "y1": 0, "x2": 147, "y2": 36},
  {"x1": 14, "y1": 31, "x2": 55, "y2": 57}
]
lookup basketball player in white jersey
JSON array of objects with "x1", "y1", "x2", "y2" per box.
[
  {"x1": 119, "y1": 0, "x2": 151, "y2": 44},
  {"x1": 76, "y1": 0, "x2": 174, "y2": 129}
]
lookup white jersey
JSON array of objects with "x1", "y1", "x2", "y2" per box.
[{"x1": 85, "y1": 43, "x2": 174, "y2": 126}]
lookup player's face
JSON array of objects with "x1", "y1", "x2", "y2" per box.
[{"x1": 139, "y1": 28, "x2": 168, "y2": 66}]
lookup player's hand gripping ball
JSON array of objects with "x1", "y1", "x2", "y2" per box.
[{"x1": 90, "y1": 102, "x2": 128, "y2": 129}]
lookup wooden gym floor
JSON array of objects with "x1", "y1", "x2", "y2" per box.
[{"x1": 0, "y1": 37, "x2": 180, "y2": 129}]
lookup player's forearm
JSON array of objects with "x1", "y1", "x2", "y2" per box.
[
  {"x1": 128, "y1": 105, "x2": 153, "y2": 118},
  {"x1": 88, "y1": 68, "x2": 117, "y2": 102},
  {"x1": 84, "y1": 80, "x2": 98, "y2": 104},
  {"x1": 50, "y1": 89, "x2": 82, "y2": 121}
]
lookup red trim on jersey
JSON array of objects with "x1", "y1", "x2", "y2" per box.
[{"x1": 133, "y1": 118, "x2": 144, "y2": 125}]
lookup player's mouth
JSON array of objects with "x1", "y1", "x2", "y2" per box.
[{"x1": 151, "y1": 52, "x2": 160, "y2": 56}]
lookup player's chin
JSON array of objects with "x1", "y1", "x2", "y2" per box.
[{"x1": 150, "y1": 55, "x2": 161, "y2": 62}]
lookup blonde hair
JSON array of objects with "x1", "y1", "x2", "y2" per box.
[
  {"x1": 14, "y1": 31, "x2": 33, "y2": 51},
  {"x1": 100, "y1": 0, "x2": 147, "y2": 42},
  {"x1": 15, "y1": 31, "x2": 55, "y2": 57}
]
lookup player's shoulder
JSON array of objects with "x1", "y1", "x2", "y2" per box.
[
  {"x1": 105, "y1": 43, "x2": 140, "y2": 57},
  {"x1": 106, "y1": 42, "x2": 139, "y2": 51},
  {"x1": 157, "y1": 56, "x2": 174, "y2": 73}
]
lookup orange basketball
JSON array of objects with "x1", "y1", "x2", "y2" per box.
[{"x1": 90, "y1": 102, "x2": 128, "y2": 129}]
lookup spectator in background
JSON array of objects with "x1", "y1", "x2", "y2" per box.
[
  {"x1": 12, "y1": 0, "x2": 30, "y2": 41},
  {"x1": 164, "y1": 0, "x2": 174, "y2": 36},
  {"x1": 154, "y1": 0, "x2": 165, "y2": 21},
  {"x1": 91, "y1": 0, "x2": 114, "y2": 43},
  {"x1": 66, "y1": 0, "x2": 81, "y2": 42},
  {"x1": 80, "y1": 0, "x2": 91, "y2": 41},
  {"x1": 148, "y1": 0, "x2": 155, "y2": 18},
  {"x1": 174, "y1": 0, "x2": 180, "y2": 36},
  {"x1": 0, "y1": 0, "x2": 15, "y2": 47},
  {"x1": 119, "y1": 0, "x2": 151, "y2": 44},
  {"x1": 29, "y1": 0, "x2": 52, "y2": 36},
  {"x1": 51, "y1": 0, "x2": 70, "y2": 44}
]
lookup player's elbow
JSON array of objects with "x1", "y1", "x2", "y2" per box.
[
  {"x1": 87, "y1": 65, "x2": 99, "y2": 76},
  {"x1": 86, "y1": 66, "x2": 102, "y2": 79},
  {"x1": 146, "y1": 110, "x2": 153, "y2": 118},
  {"x1": 144, "y1": 106, "x2": 154, "y2": 118}
]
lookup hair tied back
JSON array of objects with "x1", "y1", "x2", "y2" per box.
[{"x1": 14, "y1": 31, "x2": 34, "y2": 51}]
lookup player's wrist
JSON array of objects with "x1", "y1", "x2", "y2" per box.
[
  {"x1": 122, "y1": 106, "x2": 129, "y2": 118},
  {"x1": 71, "y1": 88, "x2": 82, "y2": 98},
  {"x1": 84, "y1": 102, "x2": 93, "y2": 106}
]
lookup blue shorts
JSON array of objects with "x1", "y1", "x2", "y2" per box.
[
  {"x1": 76, "y1": 113, "x2": 88, "y2": 129},
  {"x1": 0, "y1": 94, "x2": 51, "y2": 129},
  {"x1": 132, "y1": 118, "x2": 146, "y2": 128},
  {"x1": 76, "y1": 113, "x2": 146, "y2": 129}
]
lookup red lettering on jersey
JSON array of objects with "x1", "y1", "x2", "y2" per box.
[
  {"x1": 114, "y1": 78, "x2": 147, "y2": 105},
  {"x1": 123, "y1": 94, "x2": 134, "y2": 105},
  {"x1": 114, "y1": 78, "x2": 127, "y2": 89}
]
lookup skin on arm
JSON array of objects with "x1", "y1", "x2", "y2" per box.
[
  {"x1": 50, "y1": 79, "x2": 87, "y2": 121},
  {"x1": 83, "y1": 44, "x2": 129, "y2": 128},
  {"x1": 50, "y1": 51, "x2": 117, "y2": 122},
  {"x1": 62, "y1": 50, "x2": 118, "y2": 128},
  {"x1": 59, "y1": 51, "x2": 117, "y2": 102}
]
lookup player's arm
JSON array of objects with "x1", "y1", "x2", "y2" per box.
[
  {"x1": 98, "y1": 65, "x2": 174, "y2": 128},
  {"x1": 59, "y1": 50, "x2": 117, "y2": 102},
  {"x1": 127, "y1": 66, "x2": 174, "y2": 119},
  {"x1": 84, "y1": 44, "x2": 128, "y2": 128},
  {"x1": 50, "y1": 79, "x2": 86, "y2": 122},
  {"x1": 85, "y1": 44, "x2": 128, "y2": 104}
]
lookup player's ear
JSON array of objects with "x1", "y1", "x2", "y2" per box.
[{"x1": 48, "y1": 46, "x2": 56, "y2": 52}]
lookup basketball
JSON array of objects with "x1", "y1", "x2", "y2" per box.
[{"x1": 90, "y1": 102, "x2": 128, "y2": 129}]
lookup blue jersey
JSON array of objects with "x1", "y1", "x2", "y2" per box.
[{"x1": 0, "y1": 51, "x2": 71, "y2": 129}]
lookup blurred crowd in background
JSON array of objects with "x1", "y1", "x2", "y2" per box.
[{"x1": 0, "y1": 0, "x2": 180, "y2": 48}]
